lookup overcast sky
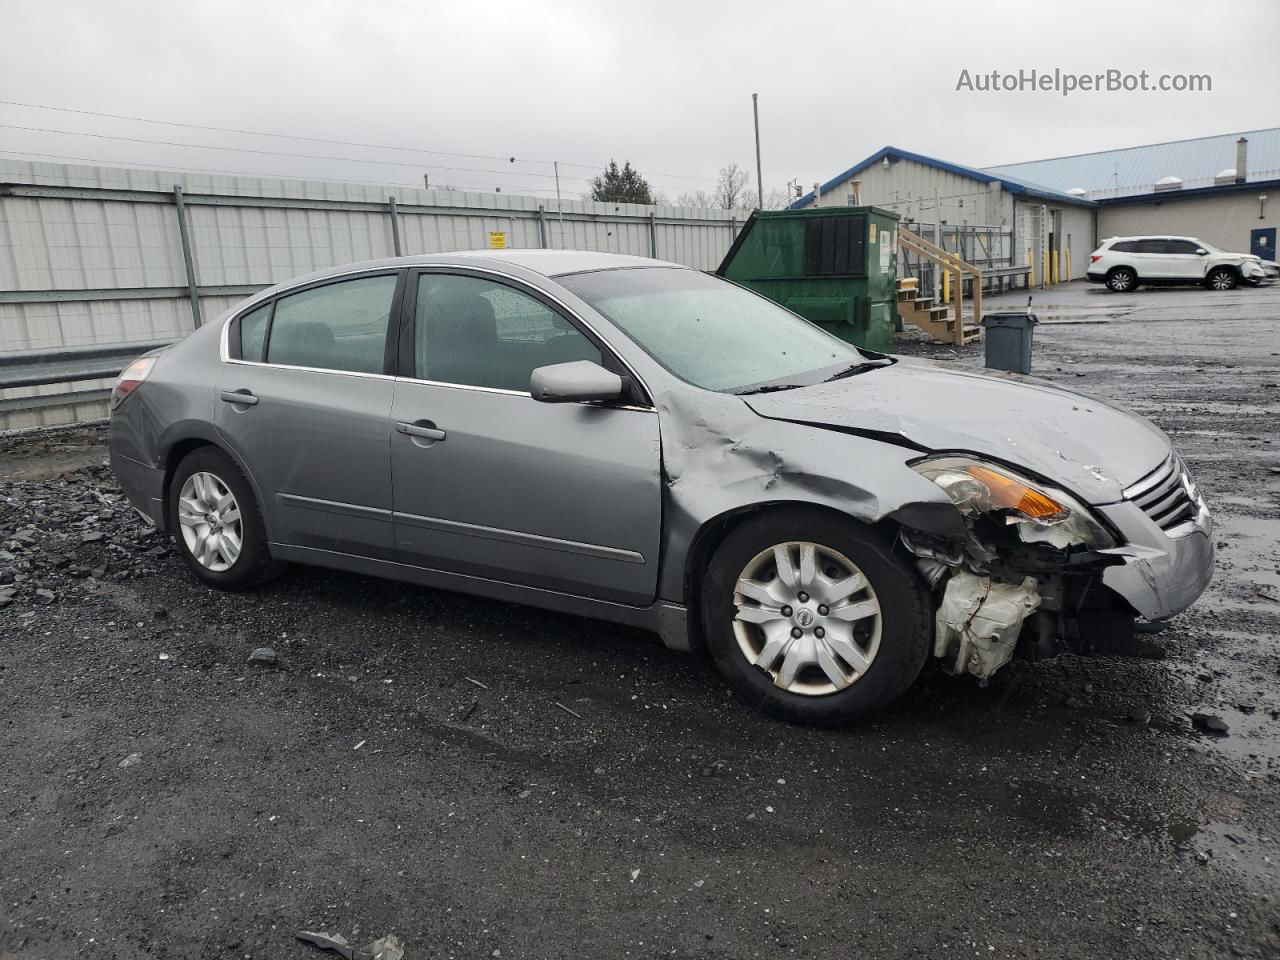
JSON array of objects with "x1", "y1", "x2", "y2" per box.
[{"x1": 2, "y1": 0, "x2": 1276, "y2": 203}]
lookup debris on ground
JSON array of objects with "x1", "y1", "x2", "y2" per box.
[
  {"x1": 1191, "y1": 712, "x2": 1230, "y2": 735},
  {"x1": 552, "y1": 701, "x2": 583, "y2": 720},
  {"x1": 296, "y1": 930, "x2": 405, "y2": 960},
  {"x1": 247, "y1": 646, "x2": 278, "y2": 666}
]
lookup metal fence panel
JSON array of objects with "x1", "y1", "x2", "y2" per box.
[{"x1": 0, "y1": 159, "x2": 748, "y2": 429}]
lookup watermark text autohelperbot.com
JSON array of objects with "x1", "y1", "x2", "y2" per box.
[{"x1": 956, "y1": 68, "x2": 1211, "y2": 96}]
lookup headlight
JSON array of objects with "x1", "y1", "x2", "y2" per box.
[{"x1": 911, "y1": 455, "x2": 1115, "y2": 549}]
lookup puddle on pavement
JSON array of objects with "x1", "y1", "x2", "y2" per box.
[
  {"x1": 1166, "y1": 820, "x2": 1280, "y2": 886},
  {"x1": 1215, "y1": 514, "x2": 1280, "y2": 540},
  {"x1": 1190, "y1": 704, "x2": 1280, "y2": 763},
  {"x1": 1162, "y1": 658, "x2": 1280, "y2": 763},
  {"x1": 1212, "y1": 514, "x2": 1280, "y2": 599}
]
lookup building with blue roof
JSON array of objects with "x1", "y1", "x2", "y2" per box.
[
  {"x1": 985, "y1": 128, "x2": 1280, "y2": 198},
  {"x1": 790, "y1": 131, "x2": 1279, "y2": 284}
]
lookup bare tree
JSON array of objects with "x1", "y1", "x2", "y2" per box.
[
  {"x1": 741, "y1": 186, "x2": 794, "y2": 211},
  {"x1": 675, "y1": 189, "x2": 715, "y2": 208},
  {"x1": 715, "y1": 163, "x2": 750, "y2": 210}
]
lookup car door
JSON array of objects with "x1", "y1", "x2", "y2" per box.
[
  {"x1": 1132, "y1": 238, "x2": 1174, "y2": 278},
  {"x1": 216, "y1": 270, "x2": 405, "y2": 561},
  {"x1": 1163, "y1": 239, "x2": 1207, "y2": 279},
  {"x1": 388, "y1": 268, "x2": 662, "y2": 606}
]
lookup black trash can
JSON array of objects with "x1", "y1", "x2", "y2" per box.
[{"x1": 981, "y1": 312, "x2": 1038, "y2": 374}]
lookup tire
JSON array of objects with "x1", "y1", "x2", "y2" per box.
[
  {"x1": 167, "y1": 446, "x2": 282, "y2": 590},
  {"x1": 1206, "y1": 267, "x2": 1237, "y2": 291},
  {"x1": 1106, "y1": 267, "x2": 1137, "y2": 292},
  {"x1": 700, "y1": 508, "x2": 931, "y2": 725}
]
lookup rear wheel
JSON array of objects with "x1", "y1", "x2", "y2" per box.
[
  {"x1": 168, "y1": 447, "x2": 281, "y2": 590},
  {"x1": 1206, "y1": 266, "x2": 1237, "y2": 291},
  {"x1": 700, "y1": 509, "x2": 931, "y2": 725},
  {"x1": 1106, "y1": 266, "x2": 1137, "y2": 292}
]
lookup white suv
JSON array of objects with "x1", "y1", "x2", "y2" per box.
[{"x1": 1086, "y1": 235, "x2": 1279, "y2": 292}]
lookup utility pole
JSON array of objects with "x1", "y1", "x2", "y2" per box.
[
  {"x1": 553, "y1": 161, "x2": 566, "y2": 248},
  {"x1": 752, "y1": 93, "x2": 764, "y2": 210},
  {"x1": 423, "y1": 174, "x2": 429, "y2": 190}
]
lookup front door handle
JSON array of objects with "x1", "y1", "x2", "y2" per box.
[
  {"x1": 220, "y1": 389, "x2": 258, "y2": 406},
  {"x1": 395, "y1": 420, "x2": 446, "y2": 442}
]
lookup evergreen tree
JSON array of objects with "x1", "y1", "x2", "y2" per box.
[{"x1": 588, "y1": 160, "x2": 655, "y2": 204}]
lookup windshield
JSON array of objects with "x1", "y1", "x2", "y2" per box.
[{"x1": 559, "y1": 267, "x2": 866, "y2": 392}]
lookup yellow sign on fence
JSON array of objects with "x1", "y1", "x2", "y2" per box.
[{"x1": 488, "y1": 231, "x2": 507, "y2": 249}]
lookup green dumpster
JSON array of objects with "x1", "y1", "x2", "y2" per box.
[{"x1": 716, "y1": 206, "x2": 899, "y2": 353}]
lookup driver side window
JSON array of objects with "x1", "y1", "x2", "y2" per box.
[{"x1": 414, "y1": 274, "x2": 602, "y2": 391}]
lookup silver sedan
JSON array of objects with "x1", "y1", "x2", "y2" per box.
[{"x1": 109, "y1": 251, "x2": 1213, "y2": 724}]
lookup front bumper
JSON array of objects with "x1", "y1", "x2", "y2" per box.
[
  {"x1": 1095, "y1": 500, "x2": 1214, "y2": 620},
  {"x1": 109, "y1": 446, "x2": 167, "y2": 530}
]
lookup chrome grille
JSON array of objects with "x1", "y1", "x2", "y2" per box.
[{"x1": 1124, "y1": 454, "x2": 1200, "y2": 532}]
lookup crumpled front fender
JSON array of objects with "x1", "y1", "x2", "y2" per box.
[{"x1": 653, "y1": 388, "x2": 952, "y2": 604}]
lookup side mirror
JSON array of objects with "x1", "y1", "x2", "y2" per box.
[
  {"x1": 530, "y1": 360, "x2": 624, "y2": 404},
  {"x1": 1196, "y1": 248, "x2": 1209, "y2": 255}
]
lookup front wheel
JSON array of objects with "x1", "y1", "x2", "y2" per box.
[
  {"x1": 1206, "y1": 267, "x2": 1238, "y2": 291},
  {"x1": 700, "y1": 509, "x2": 931, "y2": 725},
  {"x1": 168, "y1": 447, "x2": 281, "y2": 590}
]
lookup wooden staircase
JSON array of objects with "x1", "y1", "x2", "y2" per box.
[
  {"x1": 897, "y1": 228, "x2": 983, "y2": 346},
  {"x1": 897, "y1": 278, "x2": 982, "y2": 345}
]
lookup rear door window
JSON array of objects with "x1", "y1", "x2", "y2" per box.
[{"x1": 266, "y1": 274, "x2": 398, "y2": 374}]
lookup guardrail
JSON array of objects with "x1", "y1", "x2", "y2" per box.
[{"x1": 0, "y1": 341, "x2": 174, "y2": 405}]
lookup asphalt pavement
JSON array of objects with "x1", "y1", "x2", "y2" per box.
[{"x1": 1, "y1": 279, "x2": 1277, "y2": 959}]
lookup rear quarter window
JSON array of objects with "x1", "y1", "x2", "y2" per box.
[{"x1": 238, "y1": 303, "x2": 271, "y2": 362}]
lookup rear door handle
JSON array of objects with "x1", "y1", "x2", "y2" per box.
[
  {"x1": 220, "y1": 390, "x2": 258, "y2": 406},
  {"x1": 395, "y1": 421, "x2": 446, "y2": 441}
]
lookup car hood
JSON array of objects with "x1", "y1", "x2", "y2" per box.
[{"x1": 742, "y1": 357, "x2": 1170, "y2": 504}]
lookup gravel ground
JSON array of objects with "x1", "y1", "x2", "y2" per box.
[{"x1": 1, "y1": 280, "x2": 1278, "y2": 959}]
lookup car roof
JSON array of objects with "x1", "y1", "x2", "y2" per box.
[
  {"x1": 1104, "y1": 235, "x2": 1204, "y2": 243},
  {"x1": 296, "y1": 249, "x2": 686, "y2": 281},
  {"x1": 438, "y1": 249, "x2": 687, "y2": 276},
  {"x1": 234, "y1": 250, "x2": 690, "y2": 312}
]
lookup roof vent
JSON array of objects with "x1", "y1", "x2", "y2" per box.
[
  {"x1": 1214, "y1": 167, "x2": 1238, "y2": 185},
  {"x1": 1154, "y1": 175, "x2": 1184, "y2": 193},
  {"x1": 1066, "y1": 187, "x2": 1087, "y2": 196}
]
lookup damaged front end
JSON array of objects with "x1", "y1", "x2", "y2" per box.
[{"x1": 899, "y1": 455, "x2": 1140, "y2": 682}]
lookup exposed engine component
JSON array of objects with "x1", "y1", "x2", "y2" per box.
[{"x1": 934, "y1": 571, "x2": 1041, "y2": 681}]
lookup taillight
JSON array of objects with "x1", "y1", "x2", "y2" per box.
[
  {"x1": 1090, "y1": 254, "x2": 1102, "y2": 263},
  {"x1": 112, "y1": 356, "x2": 157, "y2": 408}
]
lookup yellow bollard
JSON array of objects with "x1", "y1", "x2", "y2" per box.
[
  {"x1": 1027, "y1": 249, "x2": 1034, "y2": 287},
  {"x1": 1052, "y1": 252, "x2": 1059, "y2": 284},
  {"x1": 942, "y1": 268, "x2": 951, "y2": 304},
  {"x1": 1066, "y1": 250, "x2": 1072, "y2": 282}
]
